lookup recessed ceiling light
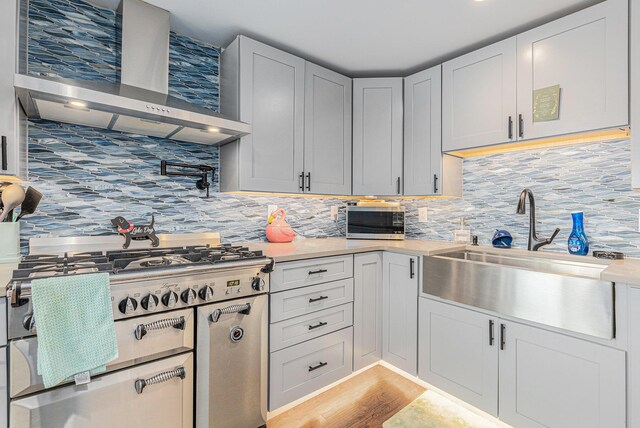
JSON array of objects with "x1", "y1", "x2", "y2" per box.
[{"x1": 68, "y1": 100, "x2": 87, "y2": 108}]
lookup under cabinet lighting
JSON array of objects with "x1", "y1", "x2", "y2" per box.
[
  {"x1": 67, "y1": 100, "x2": 87, "y2": 108},
  {"x1": 207, "y1": 127, "x2": 220, "y2": 133},
  {"x1": 447, "y1": 128, "x2": 630, "y2": 158}
]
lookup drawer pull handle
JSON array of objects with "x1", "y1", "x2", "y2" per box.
[
  {"x1": 135, "y1": 367, "x2": 186, "y2": 394},
  {"x1": 135, "y1": 316, "x2": 186, "y2": 340},
  {"x1": 308, "y1": 361, "x2": 328, "y2": 372},
  {"x1": 308, "y1": 269, "x2": 328, "y2": 275},
  {"x1": 309, "y1": 295, "x2": 329, "y2": 303},
  {"x1": 210, "y1": 303, "x2": 251, "y2": 323},
  {"x1": 308, "y1": 321, "x2": 328, "y2": 330}
]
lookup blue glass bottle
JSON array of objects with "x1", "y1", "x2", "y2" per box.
[{"x1": 568, "y1": 211, "x2": 589, "y2": 255}]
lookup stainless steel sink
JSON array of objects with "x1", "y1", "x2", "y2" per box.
[{"x1": 423, "y1": 250, "x2": 614, "y2": 339}]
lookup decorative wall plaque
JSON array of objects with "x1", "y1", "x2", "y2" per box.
[{"x1": 533, "y1": 84, "x2": 561, "y2": 122}]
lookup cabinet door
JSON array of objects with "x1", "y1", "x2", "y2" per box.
[
  {"x1": 238, "y1": 37, "x2": 305, "y2": 193},
  {"x1": 418, "y1": 298, "x2": 499, "y2": 417},
  {"x1": 442, "y1": 38, "x2": 517, "y2": 152},
  {"x1": 304, "y1": 62, "x2": 352, "y2": 195},
  {"x1": 382, "y1": 252, "x2": 418, "y2": 375},
  {"x1": 352, "y1": 78, "x2": 403, "y2": 196},
  {"x1": 404, "y1": 65, "x2": 442, "y2": 196},
  {"x1": 0, "y1": 0, "x2": 21, "y2": 178},
  {"x1": 499, "y1": 320, "x2": 626, "y2": 428},
  {"x1": 630, "y1": 287, "x2": 640, "y2": 427},
  {"x1": 353, "y1": 252, "x2": 383, "y2": 371},
  {"x1": 517, "y1": 0, "x2": 628, "y2": 141}
]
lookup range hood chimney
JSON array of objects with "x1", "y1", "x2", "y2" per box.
[
  {"x1": 15, "y1": 0, "x2": 250, "y2": 146},
  {"x1": 118, "y1": 0, "x2": 170, "y2": 94}
]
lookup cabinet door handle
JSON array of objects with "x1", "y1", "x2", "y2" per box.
[
  {"x1": 396, "y1": 177, "x2": 401, "y2": 195},
  {"x1": 308, "y1": 269, "x2": 328, "y2": 275},
  {"x1": 1, "y1": 136, "x2": 7, "y2": 171},
  {"x1": 409, "y1": 258, "x2": 415, "y2": 279},
  {"x1": 309, "y1": 295, "x2": 329, "y2": 303},
  {"x1": 518, "y1": 114, "x2": 524, "y2": 138},
  {"x1": 306, "y1": 172, "x2": 311, "y2": 192},
  {"x1": 433, "y1": 174, "x2": 439, "y2": 194},
  {"x1": 308, "y1": 361, "x2": 328, "y2": 372},
  {"x1": 308, "y1": 321, "x2": 328, "y2": 330},
  {"x1": 500, "y1": 323, "x2": 506, "y2": 350},
  {"x1": 489, "y1": 320, "x2": 495, "y2": 346},
  {"x1": 508, "y1": 116, "x2": 513, "y2": 140},
  {"x1": 299, "y1": 172, "x2": 305, "y2": 191}
]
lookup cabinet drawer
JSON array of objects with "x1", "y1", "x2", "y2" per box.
[
  {"x1": 270, "y1": 278, "x2": 354, "y2": 323},
  {"x1": 270, "y1": 303, "x2": 353, "y2": 352},
  {"x1": 270, "y1": 255, "x2": 354, "y2": 292},
  {"x1": 269, "y1": 327, "x2": 353, "y2": 410}
]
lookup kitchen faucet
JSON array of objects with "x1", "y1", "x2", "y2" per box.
[{"x1": 516, "y1": 188, "x2": 561, "y2": 251}]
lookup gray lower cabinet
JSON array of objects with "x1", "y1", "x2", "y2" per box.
[
  {"x1": 418, "y1": 298, "x2": 498, "y2": 416},
  {"x1": 382, "y1": 252, "x2": 418, "y2": 375},
  {"x1": 630, "y1": 286, "x2": 640, "y2": 427},
  {"x1": 420, "y1": 297, "x2": 626, "y2": 427},
  {"x1": 352, "y1": 78, "x2": 404, "y2": 196},
  {"x1": 303, "y1": 62, "x2": 352, "y2": 195},
  {"x1": 269, "y1": 327, "x2": 353, "y2": 410},
  {"x1": 221, "y1": 36, "x2": 305, "y2": 193},
  {"x1": 269, "y1": 256, "x2": 354, "y2": 411},
  {"x1": 353, "y1": 252, "x2": 383, "y2": 371},
  {"x1": 0, "y1": 346, "x2": 6, "y2": 428}
]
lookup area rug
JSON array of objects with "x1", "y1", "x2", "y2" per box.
[{"x1": 383, "y1": 390, "x2": 502, "y2": 428}]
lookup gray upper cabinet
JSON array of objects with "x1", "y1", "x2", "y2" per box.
[
  {"x1": 303, "y1": 62, "x2": 352, "y2": 195},
  {"x1": 404, "y1": 66, "x2": 462, "y2": 197},
  {"x1": 442, "y1": 38, "x2": 517, "y2": 152},
  {"x1": 517, "y1": 0, "x2": 628, "y2": 141},
  {"x1": 221, "y1": 36, "x2": 305, "y2": 193},
  {"x1": 0, "y1": 0, "x2": 25, "y2": 180},
  {"x1": 352, "y1": 78, "x2": 403, "y2": 196}
]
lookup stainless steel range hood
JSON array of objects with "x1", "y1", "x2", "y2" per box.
[{"x1": 14, "y1": 0, "x2": 250, "y2": 145}]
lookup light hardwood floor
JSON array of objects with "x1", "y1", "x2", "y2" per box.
[{"x1": 267, "y1": 365, "x2": 426, "y2": 428}]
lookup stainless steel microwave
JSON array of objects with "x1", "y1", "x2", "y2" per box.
[{"x1": 346, "y1": 206, "x2": 405, "y2": 240}]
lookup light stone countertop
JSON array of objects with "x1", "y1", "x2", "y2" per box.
[{"x1": 244, "y1": 237, "x2": 640, "y2": 287}]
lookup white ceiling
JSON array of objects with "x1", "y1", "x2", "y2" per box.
[{"x1": 92, "y1": 0, "x2": 603, "y2": 77}]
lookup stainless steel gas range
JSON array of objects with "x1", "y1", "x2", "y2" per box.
[{"x1": 6, "y1": 234, "x2": 271, "y2": 428}]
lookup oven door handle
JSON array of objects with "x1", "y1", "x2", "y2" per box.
[
  {"x1": 209, "y1": 303, "x2": 252, "y2": 323},
  {"x1": 134, "y1": 316, "x2": 186, "y2": 340},
  {"x1": 134, "y1": 366, "x2": 186, "y2": 394}
]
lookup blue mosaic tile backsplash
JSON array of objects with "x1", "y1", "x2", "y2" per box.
[
  {"x1": 20, "y1": 0, "x2": 640, "y2": 258},
  {"x1": 28, "y1": 0, "x2": 220, "y2": 112}
]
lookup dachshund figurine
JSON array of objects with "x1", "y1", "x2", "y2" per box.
[{"x1": 111, "y1": 215, "x2": 160, "y2": 249}]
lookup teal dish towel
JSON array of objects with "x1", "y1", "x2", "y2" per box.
[{"x1": 31, "y1": 272, "x2": 118, "y2": 388}]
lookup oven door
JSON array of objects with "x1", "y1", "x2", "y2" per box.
[
  {"x1": 10, "y1": 352, "x2": 193, "y2": 428},
  {"x1": 10, "y1": 308, "x2": 195, "y2": 398},
  {"x1": 196, "y1": 294, "x2": 267, "y2": 428},
  {"x1": 346, "y1": 207, "x2": 405, "y2": 239}
]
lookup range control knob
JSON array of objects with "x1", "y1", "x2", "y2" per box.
[
  {"x1": 161, "y1": 291, "x2": 178, "y2": 308},
  {"x1": 251, "y1": 277, "x2": 265, "y2": 291},
  {"x1": 141, "y1": 294, "x2": 159, "y2": 311},
  {"x1": 199, "y1": 286, "x2": 214, "y2": 301},
  {"x1": 118, "y1": 297, "x2": 138, "y2": 314},
  {"x1": 181, "y1": 288, "x2": 197, "y2": 304}
]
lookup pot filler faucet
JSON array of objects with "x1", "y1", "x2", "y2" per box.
[{"x1": 516, "y1": 188, "x2": 561, "y2": 251}]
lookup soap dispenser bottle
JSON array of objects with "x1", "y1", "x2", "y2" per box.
[
  {"x1": 568, "y1": 211, "x2": 589, "y2": 255},
  {"x1": 454, "y1": 217, "x2": 471, "y2": 243}
]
